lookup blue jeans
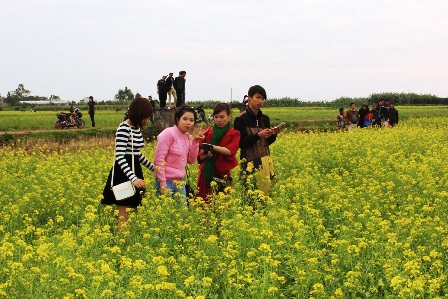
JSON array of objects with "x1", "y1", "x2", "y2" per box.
[{"x1": 155, "y1": 179, "x2": 187, "y2": 204}]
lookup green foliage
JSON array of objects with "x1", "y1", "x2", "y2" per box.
[
  {"x1": 0, "y1": 133, "x2": 14, "y2": 145},
  {"x1": 114, "y1": 86, "x2": 134, "y2": 102},
  {"x1": 188, "y1": 93, "x2": 446, "y2": 109},
  {"x1": 5, "y1": 84, "x2": 31, "y2": 106},
  {"x1": 369, "y1": 92, "x2": 445, "y2": 105},
  {"x1": 5, "y1": 92, "x2": 21, "y2": 106}
]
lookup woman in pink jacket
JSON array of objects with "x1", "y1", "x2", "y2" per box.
[{"x1": 154, "y1": 106, "x2": 205, "y2": 202}]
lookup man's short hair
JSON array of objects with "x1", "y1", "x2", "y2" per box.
[{"x1": 248, "y1": 85, "x2": 267, "y2": 99}]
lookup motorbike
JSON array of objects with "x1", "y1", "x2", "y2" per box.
[
  {"x1": 194, "y1": 105, "x2": 214, "y2": 125},
  {"x1": 55, "y1": 108, "x2": 85, "y2": 129}
]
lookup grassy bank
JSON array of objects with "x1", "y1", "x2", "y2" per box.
[{"x1": 1, "y1": 106, "x2": 447, "y2": 144}]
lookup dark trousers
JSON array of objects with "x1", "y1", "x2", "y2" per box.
[
  {"x1": 90, "y1": 113, "x2": 95, "y2": 127},
  {"x1": 159, "y1": 92, "x2": 167, "y2": 108},
  {"x1": 175, "y1": 89, "x2": 185, "y2": 107}
]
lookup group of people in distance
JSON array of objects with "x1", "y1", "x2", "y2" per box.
[
  {"x1": 337, "y1": 99, "x2": 399, "y2": 130},
  {"x1": 102, "y1": 85, "x2": 281, "y2": 230},
  {"x1": 156, "y1": 71, "x2": 187, "y2": 109}
]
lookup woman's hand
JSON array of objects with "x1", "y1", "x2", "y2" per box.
[
  {"x1": 193, "y1": 129, "x2": 207, "y2": 142},
  {"x1": 133, "y1": 178, "x2": 146, "y2": 190},
  {"x1": 199, "y1": 149, "x2": 213, "y2": 160}
]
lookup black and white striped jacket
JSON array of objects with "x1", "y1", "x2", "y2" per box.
[{"x1": 115, "y1": 122, "x2": 154, "y2": 182}]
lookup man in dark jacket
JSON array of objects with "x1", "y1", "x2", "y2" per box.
[
  {"x1": 157, "y1": 75, "x2": 167, "y2": 108},
  {"x1": 88, "y1": 96, "x2": 95, "y2": 127},
  {"x1": 388, "y1": 104, "x2": 399, "y2": 127},
  {"x1": 173, "y1": 71, "x2": 186, "y2": 107},
  {"x1": 234, "y1": 85, "x2": 279, "y2": 195}
]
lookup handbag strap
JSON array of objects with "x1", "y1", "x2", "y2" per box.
[{"x1": 111, "y1": 126, "x2": 134, "y2": 188}]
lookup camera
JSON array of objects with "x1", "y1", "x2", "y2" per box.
[
  {"x1": 273, "y1": 122, "x2": 286, "y2": 131},
  {"x1": 200, "y1": 143, "x2": 214, "y2": 154}
]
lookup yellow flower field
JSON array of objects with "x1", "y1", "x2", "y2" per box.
[{"x1": 1, "y1": 117, "x2": 447, "y2": 298}]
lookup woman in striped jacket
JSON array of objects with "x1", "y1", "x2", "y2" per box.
[{"x1": 102, "y1": 97, "x2": 154, "y2": 231}]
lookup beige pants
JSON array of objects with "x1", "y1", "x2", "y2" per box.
[
  {"x1": 167, "y1": 88, "x2": 177, "y2": 106},
  {"x1": 246, "y1": 156, "x2": 275, "y2": 195}
]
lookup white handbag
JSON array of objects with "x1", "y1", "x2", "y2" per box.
[
  {"x1": 111, "y1": 130, "x2": 136, "y2": 201},
  {"x1": 112, "y1": 180, "x2": 135, "y2": 201}
]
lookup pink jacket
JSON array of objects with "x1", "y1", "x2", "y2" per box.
[{"x1": 154, "y1": 126, "x2": 199, "y2": 187}]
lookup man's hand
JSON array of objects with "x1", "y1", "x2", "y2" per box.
[{"x1": 258, "y1": 128, "x2": 274, "y2": 139}]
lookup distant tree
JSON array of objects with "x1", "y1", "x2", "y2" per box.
[
  {"x1": 77, "y1": 97, "x2": 87, "y2": 105},
  {"x1": 15, "y1": 84, "x2": 30, "y2": 99},
  {"x1": 5, "y1": 84, "x2": 31, "y2": 106},
  {"x1": 115, "y1": 87, "x2": 134, "y2": 101},
  {"x1": 135, "y1": 92, "x2": 142, "y2": 98},
  {"x1": 48, "y1": 95, "x2": 60, "y2": 103}
]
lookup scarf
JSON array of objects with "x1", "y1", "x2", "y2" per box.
[{"x1": 203, "y1": 122, "x2": 231, "y2": 182}]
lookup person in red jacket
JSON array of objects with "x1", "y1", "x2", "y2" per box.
[{"x1": 196, "y1": 103, "x2": 241, "y2": 202}]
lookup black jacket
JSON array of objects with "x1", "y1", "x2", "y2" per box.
[
  {"x1": 388, "y1": 108, "x2": 399, "y2": 124},
  {"x1": 234, "y1": 107, "x2": 276, "y2": 165},
  {"x1": 173, "y1": 77, "x2": 185, "y2": 91},
  {"x1": 165, "y1": 76, "x2": 174, "y2": 90}
]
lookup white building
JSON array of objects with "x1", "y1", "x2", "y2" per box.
[{"x1": 19, "y1": 100, "x2": 67, "y2": 105}]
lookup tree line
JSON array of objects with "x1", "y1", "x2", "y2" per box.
[
  {"x1": 1, "y1": 83, "x2": 447, "y2": 109},
  {"x1": 1, "y1": 84, "x2": 138, "y2": 107}
]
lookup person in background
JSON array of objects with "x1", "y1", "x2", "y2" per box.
[
  {"x1": 157, "y1": 75, "x2": 168, "y2": 109},
  {"x1": 174, "y1": 71, "x2": 187, "y2": 107},
  {"x1": 238, "y1": 95, "x2": 249, "y2": 116},
  {"x1": 371, "y1": 103, "x2": 381, "y2": 127},
  {"x1": 148, "y1": 96, "x2": 155, "y2": 124},
  {"x1": 101, "y1": 97, "x2": 155, "y2": 231},
  {"x1": 378, "y1": 100, "x2": 388, "y2": 126},
  {"x1": 68, "y1": 105, "x2": 76, "y2": 122},
  {"x1": 234, "y1": 85, "x2": 279, "y2": 195},
  {"x1": 345, "y1": 103, "x2": 359, "y2": 130},
  {"x1": 165, "y1": 72, "x2": 176, "y2": 108},
  {"x1": 388, "y1": 104, "x2": 399, "y2": 127},
  {"x1": 153, "y1": 106, "x2": 205, "y2": 203},
  {"x1": 196, "y1": 103, "x2": 240, "y2": 202},
  {"x1": 336, "y1": 107, "x2": 347, "y2": 130},
  {"x1": 88, "y1": 96, "x2": 95, "y2": 127},
  {"x1": 358, "y1": 104, "x2": 369, "y2": 128}
]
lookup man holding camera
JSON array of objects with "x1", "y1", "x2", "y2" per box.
[{"x1": 234, "y1": 85, "x2": 280, "y2": 196}]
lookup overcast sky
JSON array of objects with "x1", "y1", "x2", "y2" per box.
[{"x1": 1, "y1": 0, "x2": 447, "y2": 102}]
